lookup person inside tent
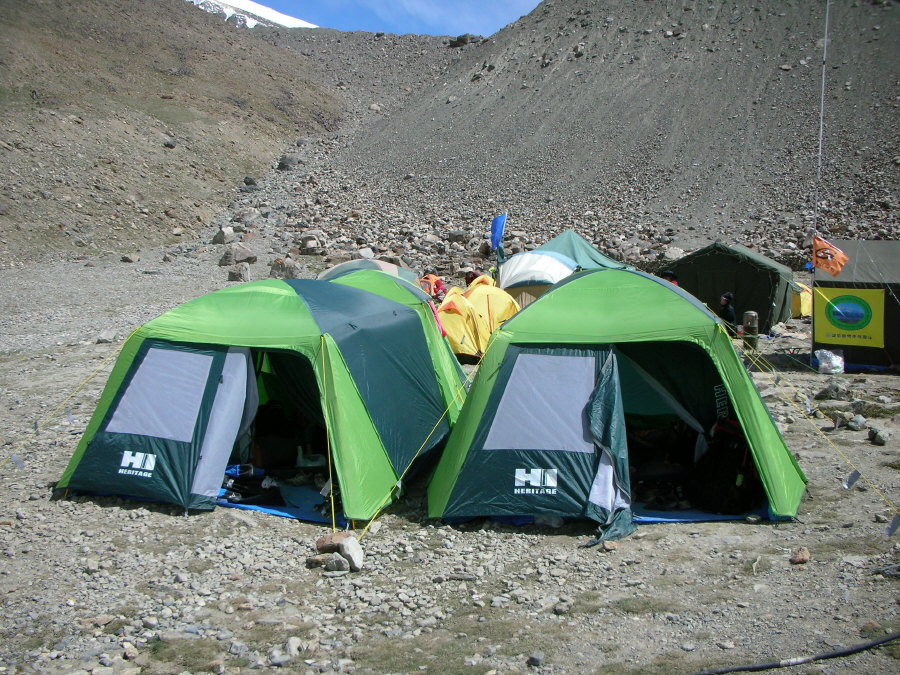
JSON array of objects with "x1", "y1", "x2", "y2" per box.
[
  {"x1": 464, "y1": 270, "x2": 479, "y2": 287},
  {"x1": 718, "y1": 291, "x2": 737, "y2": 335},
  {"x1": 419, "y1": 272, "x2": 447, "y2": 303},
  {"x1": 660, "y1": 270, "x2": 678, "y2": 285}
]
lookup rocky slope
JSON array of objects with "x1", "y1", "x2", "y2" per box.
[
  {"x1": 0, "y1": 0, "x2": 340, "y2": 263},
  {"x1": 0, "y1": 1, "x2": 898, "y2": 673},
  {"x1": 324, "y1": 0, "x2": 898, "y2": 265}
]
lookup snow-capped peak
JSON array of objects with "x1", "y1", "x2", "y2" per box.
[{"x1": 189, "y1": 0, "x2": 317, "y2": 29}]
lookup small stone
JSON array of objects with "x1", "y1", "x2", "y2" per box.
[
  {"x1": 268, "y1": 647, "x2": 291, "y2": 667},
  {"x1": 227, "y1": 262, "x2": 250, "y2": 282},
  {"x1": 306, "y1": 554, "x2": 330, "y2": 568},
  {"x1": 527, "y1": 651, "x2": 545, "y2": 667},
  {"x1": 337, "y1": 536, "x2": 365, "y2": 572},
  {"x1": 316, "y1": 531, "x2": 354, "y2": 553},
  {"x1": 324, "y1": 553, "x2": 350, "y2": 572},
  {"x1": 218, "y1": 242, "x2": 256, "y2": 266},
  {"x1": 846, "y1": 414, "x2": 867, "y2": 431},
  {"x1": 268, "y1": 256, "x2": 302, "y2": 279},
  {"x1": 868, "y1": 427, "x2": 891, "y2": 446},
  {"x1": 790, "y1": 547, "x2": 811, "y2": 565},
  {"x1": 212, "y1": 226, "x2": 235, "y2": 245},
  {"x1": 286, "y1": 636, "x2": 303, "y2": 657}
]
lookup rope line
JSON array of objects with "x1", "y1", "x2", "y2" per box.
[
  {"x1": 812, "y1": 0, "x2": 831, "y2": 234},
  {"x1": 0, "y1": 329, "x2": 135, "y2": 473},
  {"x1": 319, "y1": 336, "x2": 336, "y2": 533},
  {"x1": 733, "y1": 338, "x2": 898, "y2": 517},
  {"x1": 357, "y1": 328, "x2": 499, "y2": 541}
]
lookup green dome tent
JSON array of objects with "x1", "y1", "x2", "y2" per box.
[
  {"x1": 428, "y1": 269, "x2": 806, "y2": 538},
  {"x1": 536, "y1": 229, "x2": 633, "y2": 271},
  {"x1": 58, "y1": 279, "x2": 465, "y2": 521},
  {"x1": 328, "y1": 268, "x2": 466, "y2": 423}
]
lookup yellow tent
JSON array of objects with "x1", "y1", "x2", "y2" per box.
[
  {"x1": 464, "y1": 275, "x2": 520, "y2": 334},
  {"x1": 791, "y1": 282, "x2": 812, "y2": 317},
  {"x1": 438, "y1": 288, "x2": 491, "y2": 359},
  {"x1": 437, "y1": 277, "x2": 521, "y2": 359}
]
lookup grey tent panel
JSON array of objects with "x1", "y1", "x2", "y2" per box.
[
  {"x1": 190, "y1": 348, "x2": 254, "y2": 499},
  {"x1": 105, "y1": 347, "x2": 212, "y2": 443},
  {"x1": 483, "y1": 354, "x2": 595, "y2": 453}
]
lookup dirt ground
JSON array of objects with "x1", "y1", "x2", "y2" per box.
[
  {"x1": 0, "y1": 255, "x2": 897, "y2": 675},
  {"x1": 0, "y1": 1, "x2": 897, "y2": 672}
]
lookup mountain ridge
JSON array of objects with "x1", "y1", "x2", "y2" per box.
[
  {"x1": 0, "y1": 0, "x2": 896, "y2": 268},
  {"x1": 332, "y1": 0, "x2": 898, "y2": 258}
]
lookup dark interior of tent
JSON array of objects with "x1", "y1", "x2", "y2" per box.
[
  {"x1": 219, "y1": 349, "x2": 339, "y2": 522},
  {"x1": 613, "y1": 341, "x2": 767, "y2": 518}
]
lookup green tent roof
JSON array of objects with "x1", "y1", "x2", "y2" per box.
[
  {"x1": 429, "y1": 269, "x2": 807, "y2": 523},
  {"x1": 537, "y1": 229, "x2": 633, "y2": 271}
]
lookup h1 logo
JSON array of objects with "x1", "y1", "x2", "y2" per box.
[
  {"x1": 119, "y1": 451, "x2": 156, "y2": 477},
  {"x1": 514, "y1": 468, "x2": 558, "y2": 494},
  {"x1": 515, "y1": 468, "x2": 557, "y2": 487}
]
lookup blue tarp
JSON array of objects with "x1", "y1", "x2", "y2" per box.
[{"x1": 217, "y1": 484, "x2": 347, "y2": 527}]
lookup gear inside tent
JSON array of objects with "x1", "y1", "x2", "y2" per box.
[
  {"x1": 57, "y1": 279, "x2": 464, "y2": 524},
  {"x1": 428, "y1": 269, "x2": 807, "y2": 539}
]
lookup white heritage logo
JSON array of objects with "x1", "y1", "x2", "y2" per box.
[
  {"x1": 514, "y1": 468, "x2": 558, "y2": 495},
  {"x1": 118, "y1": 451, "x2": 156, "y2": 478}
]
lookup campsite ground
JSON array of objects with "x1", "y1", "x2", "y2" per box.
[
  {"x1": 0, "y1": 1, "x2": 897, "y2": 668},
  {"x1": 0, "y1": 253, "x2": 898, "y2": 674}
]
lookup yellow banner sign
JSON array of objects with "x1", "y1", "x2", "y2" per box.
[{"x1": 814, "y1": 287, "x2": 884, "y2": 348}]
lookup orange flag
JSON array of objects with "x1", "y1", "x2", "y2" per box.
[{"x1": 812, "y1": 236, "x2": 849, "y2": 277}]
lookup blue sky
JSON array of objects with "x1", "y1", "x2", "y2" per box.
[{"x1": 258, "y1": 1, "x2": 541, "y2": 37}]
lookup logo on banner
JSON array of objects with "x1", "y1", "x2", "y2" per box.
[
  {"x1": 825, "y1": 295, "x2": 872, "y2": 331},
  {"x1": 814, "y1": 287, "x2": 885, "y2": 349},
  {"x1": 119, "y1": 451, "x2": 156, "y2": 478},
  {"x1": 514, "y1": 468, "x2": 558, "y2": 495}
]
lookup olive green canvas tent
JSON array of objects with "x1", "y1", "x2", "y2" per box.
[
  {"x1": 667, "y1": 241, "x2": 798, "y2": 333},
  {"x1": 58, "y1": 279, "x2": 465, "y2": 521},
  {"x1": 428, "y1": 269, "x2": 806, "y2": 537},
  {"x1": 813, "y1": 239, "x2": 900, "y2": 371}
]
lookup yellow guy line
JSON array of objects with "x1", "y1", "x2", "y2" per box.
[
  {"x1": 320, "y1": 335, "x2": 337, "y2": 533},
  {"x1": 357, "y1": 329, "x2": 493, "y2": 542},
  {"x1": 0, "y1": 328, "x2": 136, "y2": 473},
  {"x1": 736, "y1": 340, "x2": 899, "y2": 517}
]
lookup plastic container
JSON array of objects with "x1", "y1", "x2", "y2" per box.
[{"x1": 742, "y1": 311, "x2": 759, "y2": 350}]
